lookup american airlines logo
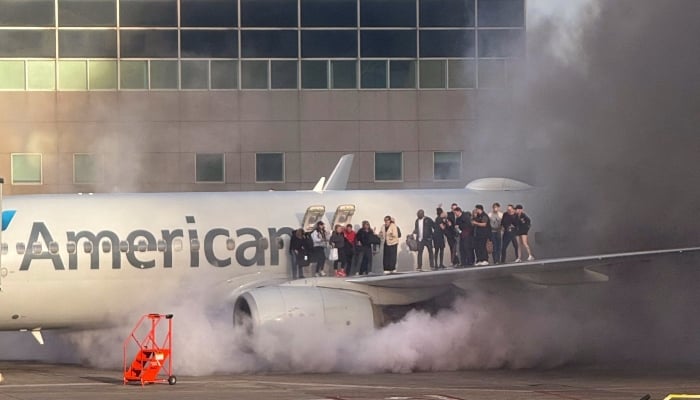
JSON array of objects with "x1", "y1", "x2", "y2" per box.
[
  {"x1": 2, "y1": 210, "x2": 16, "y2": 231},
  {"x1": 19, "y1": 216, "x2": 293, "y2": 271}
]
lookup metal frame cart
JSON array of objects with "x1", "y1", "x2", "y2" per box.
[{"x1": 123, "y1": 313, "x2": 176, "y2": 386}]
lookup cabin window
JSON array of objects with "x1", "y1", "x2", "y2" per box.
[
  {"x1": 1, "y1": 243, "x2": 7, "y2": 255},
  {"x1": 83, "y1": 241, "x2": 93, "y2": 253},
  {"x1": 48, "y1": 241, "x2": 59, "y2": 254},
  {"x1": 173, "y1": 238, "x2": 183, "y2": 252},
  {"x1": 190, "y1": 239, "x2": 200, "y2": 252},
  {"x1": 66, "y1": 241, "x2": 76, "y2": 254},
  {"x1": 119, "y1": 240, "x2": 129, "y2": 253},
  {"x1": 101, "y1": 240, "x2": 111, "y2": 253},
  {"x1": 32, "y1": 242, "x2": 42, "y2": 255},
  {"x1": 157, "y1": 240, "x2": 167, "y2": 252},
  {"x1": 226, "y1": 238, "x2": 235, "y2": 251},
  {"x1": 16, "y1": 242, "x2": 26, "y2": 255},
  {"x1": 137, "y1": 240, "x2": 147, "y2": 252}
]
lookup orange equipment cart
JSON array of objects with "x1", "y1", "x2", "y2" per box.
[{"x1": 123, "y1": 313, "x2": 176, "y2": 386}]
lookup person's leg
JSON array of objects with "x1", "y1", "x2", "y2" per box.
[
  {"x1": 521, "y1": 234, "x2": 533, "y2": 259},
  {"x1": 416, "y1": 241, "x2": 425, "y2": 269},
  {"x1": 446, "y1": 237, "x2": 455, "y2": 265},
  {"x1": 459, "y1": 237, "x2": 467, "y2": 266},
  {"x1": 492, "y1": 232, "x2": 502, "y2": 264},
  {"x1": 513, "y1": 235, "x2": 521, "y2": 260},
  {"x1": 427, "y1": 242, "x2": 435, "y2": 268},
  {"x1": 389, "y1": 244, "x2": 397, "y2": 271},
  {"x1": 501, "y1": 233, "x2": 509, "y2": 263},
  {"x1": 291, "y1": 252, "x2": 298, "y2": 279},
  {"x1": 383, "y1": 244, "x2": 390, "y2": 270},
  {"x1": 466, "y1": 237, "x2": 475, "y2": 266}
]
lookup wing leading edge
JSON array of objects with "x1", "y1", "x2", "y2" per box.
[{"x1": 346, "y1": 247, "x2": 700, "y2": 289}]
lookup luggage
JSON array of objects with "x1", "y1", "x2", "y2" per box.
[
  {"x1": 298, "y1": 251, "x2": 311, "y2": 267},
  {"x1": 406, "y1": 234, "x2": 419, "y2": 252},
  {"x1": 329, "y1": 247, "x2": 339, "y2": 261}
]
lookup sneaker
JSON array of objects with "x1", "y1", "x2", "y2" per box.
[
  {"x1": 320, "y1": 271, "x2": 327, "y2": 277},
  {"x1": 383, "y1": 270, "x2": 392, "y2": 275},
  {"x1": 514, "y1": 258, "x2": 522, "y2": 263},
  {"x1": 415, "y1": 267, "x2": 423, "y2": 272},
  {"x1": 314, "y1": 273, "x2": 320, "y2": 277},
  {"x1": 527, "y1": 255, "x2": 536, "y2": 261}
]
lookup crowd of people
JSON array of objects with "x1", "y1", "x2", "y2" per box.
[{"x1": 288, "y1": 202, "x2": 534, "y2": 278}]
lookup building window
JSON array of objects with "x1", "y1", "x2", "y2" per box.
[
  {"x1": 195, "y1": 153, "x2": 225, "y2": 183},
  {"x1": 256, "y1": 153, "x2": 284, "y2": 183},
  {"x1": 180, "y1": 0, "x2": 237, "y2": 27},
  {"x1": 27, "y1": 60, "x2": 56, "y2": 90},
  {"x1": 478, "y1": 59, "x2": 506, "y2": 89},
  {"x1": 301, "y1": 30, "x2": 357, "y2": 58},
  {"x1": 301, "y1": 60, "x2": 328, "y2": 89},
  {"x1": 331, "y1": 60, "x2": 356, "y2": 89},
  {"x1": 120, "y1": 61, "x2": 148, "y2": 89},
  {"x1": 119, "y1": 0, "x2": 177, "y2": 27},
  {"x1": 0, "y1": 30, "x2": 55, "y2": 58},
  {"x1": 420, "y1": 60, "x2": 445, "y2": 89},
  {"x1": 211, "y1": 60, "x2": 238, "y2": 89},
  {"x1": 241, "y1": 60, "x2": 269, "y2": 89},
  {"x1": 374, "y1": 152, "x2": 402, "y2": 181},
  {"x1": 88, "y1": 60, "x2": 117, "y2": 90},
  {"x1": 434, "y1": 152, "x2": 461, "y2": 180},
  {"x1": 58, "y1": 60, "x2": 87, "y2": 90},
  {"x1": 389, "y1": 60, "x2": 416, "y2": 89},
  {"x1": 0, "y1": 61, "x2": 25, "y2": 90},
  {"x1": 271, "y1": 60, "x2": 298, "y2": 89},
  {"x1": 301, "y1": 0, "x2": 356, "y2": 27},
  {"x1": 361, "y1": 60, "x2": 387, "y2": 89},
  {"x1": 448, "y1": 59, "x2": 476, "y2": 88},
  {"x1": 59, "y1": 30, "x2": 117, "y2": 58},
  {"x1": 11, "y1": 154, "x2": 42, "y2": 185},
  {"x1": 181, "y1": 60, "x2": 209, "y2": 90},
  {"x1": 420, "y1": 0, "x2": 474, "y2": 27},
  {"x1": 58, "y1": 0, "x2": 116, "y2": 27},
  {"x1": 74, "y1": 153, "x2": 101, "y2": 184},
  {"x1": 477, "y1": 0, "x2": 525, "y2": 27},
  {"x1": 360, "y1": 30, "x2": 416, "y2": 58}
]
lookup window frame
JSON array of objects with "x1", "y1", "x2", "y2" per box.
[
  {"x1": 11, "y1": 153, "x2": 43, "y2": 185},
  {"x1": 373, "y1": 152, "x2": 403, "y2": 182},
  {"x1": 255, "y1": 152, "x2": 285, "y2": 183}
]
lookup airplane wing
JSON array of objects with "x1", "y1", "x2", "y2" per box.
[{"x1": 345, "y1": 247, "x2": 700, "y2": 289}]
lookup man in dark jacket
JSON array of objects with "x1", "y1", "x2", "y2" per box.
[
  {"x1": 354, "y1": 221, "x2": 377, "y2": 275},
  {"x1": 413, "y1": 209, "x2": 435, "y2": 271},
  {"x1": 501, "y1": 204, "x2": 520, "y2": 263},
  {"x1": 455, "y1": 207, "x2": 474, "y2": 267},
  {"x1": 445, "y1": 203, "x2": 459, "y2": 266},
  {"x1": 472, "y1": 205, "x2": 491, "y2": 266},
  {"x1": 289, "y1": 228, "x2": 306, "y2": 279}
]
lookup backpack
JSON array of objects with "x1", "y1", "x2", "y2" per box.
[{"x1": 396, "y1": 226, "x2": 402, "y2": 238}]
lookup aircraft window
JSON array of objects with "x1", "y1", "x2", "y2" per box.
[
  {"x1": 1, "y1": 243, "x2": 7, "y2": 255},
  {"x1": 157, "y1": 240, "x2": 167, "y2": 252},
  {"x1": 190, "y1": 239, "x2": 200, "y2": 252},
  {"x1": 258, "y1": 238, "x2": 269, "y2": 250},
  {"x1": 66, "y1": 241, "x2": 76, "y2": 254},
  {"x1": 83, "y1": 241, "x2": 93, "y2": 254},
  {"x1": 173, "y1": 238, "x2": 183, "y2": 252},
  {"x1": 119, "y1": 241, "x2": 129, "y2": 253},
  {"x1": 226, "y1": 238, "x2": 235, "y2": 251},
  {"x1": 101, "y1": 240, "x2": 111, "y2": 253},
  {"x1": 32, "y1": 242, "x2": 42, "y2": 255},
  {"x1": 137, "y1": 240, "x2": 147, "y2": 252},
  {"x1": 49, "y1": 242, "x2": 60, "y2": 255},
  {"x1": 275, "y1": 237, "x2": 284, "y2": 249},
  {"x1": 16, "y1": 242, "x2": 26, "y2": 255}
]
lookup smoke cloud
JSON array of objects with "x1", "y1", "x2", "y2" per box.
[{"x1": 2, "y1": 0, "x2": 700, "y2": 374}]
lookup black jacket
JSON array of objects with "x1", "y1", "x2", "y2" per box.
[
  {"x1": 433, "y1": 216, "x2": 446, "y2": 247},
  {"x1": 413, "y1": 217, "x2": 435, "y2": 242},
  {"x1": 472, "y1": 212, "x2": 491, "y2": 239},
  {"x1": 456, "y1": 213, "x2": 473, "y2": 238},
  {"x1": 445, "y1": 211, "x2": 458, "y2": 238},
  {"x1": 356, "y1": 228, "x2": 377, "y2": 248},
  {"x1": 290, "y1": 234, "x2": 305, "y2": 254},
  {"x1": 501, "y1": 212, "x2": 520, "y2": 234},
  {"x1": 329, "y1": 232, "x2": 346, "y2": 249}
]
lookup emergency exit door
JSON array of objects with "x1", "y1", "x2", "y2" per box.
[
  {"x1": 330, "y1": 205, "x2": 356, "y2": 229},
  {"x1": 302, "y1": 205, "x2": 326, "y2": 232}
]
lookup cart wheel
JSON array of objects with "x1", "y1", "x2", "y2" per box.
[{"x1": 168, "y1": 376, "x2": 177, "y2": 385}]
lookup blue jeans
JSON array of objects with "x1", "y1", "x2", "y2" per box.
[{"x1": 491, "y1": 231, "x2": 502, "y2": 264}]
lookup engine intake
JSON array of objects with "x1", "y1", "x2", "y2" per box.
[{"x1": 233, "y1": 286, "x2": 376, "y2": 331}]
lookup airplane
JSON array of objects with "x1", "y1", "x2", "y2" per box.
[{"x1": 0, "y1": 154, "x2": 698, "y2": 345}]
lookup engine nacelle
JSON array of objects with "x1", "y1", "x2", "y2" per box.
[{"x1": 233, "y1": 286, "x2": 376, "y2": 331}]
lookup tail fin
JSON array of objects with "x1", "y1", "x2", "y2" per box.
[{"x1": 323, "y1": 154, "x2": 354, "y2": 191}]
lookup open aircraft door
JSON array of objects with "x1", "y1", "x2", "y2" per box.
[
  {"x1": 330, "y1": 205, "x2": 356, "y2": 229},
  {"x1": 302, "y1": 206, "x2": 326, "y2": 232}
]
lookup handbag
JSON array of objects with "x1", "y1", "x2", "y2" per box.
[
  {"x1": 406, "y1": 234, "x2": 418, "y2": 252},
  {"x1": 329, "y1": 247, "x2": 339, "y2": 261}
]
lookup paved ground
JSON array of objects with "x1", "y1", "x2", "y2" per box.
[{"x1": 1, "y1": 362, "x2": 700, "y2": 400}]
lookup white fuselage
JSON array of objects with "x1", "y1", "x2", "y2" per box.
[{"x1": 0, "y1": 189, "x2": 538, "y2": 330}]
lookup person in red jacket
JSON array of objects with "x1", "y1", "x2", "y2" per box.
[{"x1": 343, "y1": 224, "x2": 356, "y2": 275}]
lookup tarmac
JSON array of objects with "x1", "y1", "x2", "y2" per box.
[{"x1": 0, "y1": 362, "x2": 699, "y2": 400}]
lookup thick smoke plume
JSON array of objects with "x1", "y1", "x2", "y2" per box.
[{"x1": 2, "y1": 0, "x2": 700, "y2": 373}]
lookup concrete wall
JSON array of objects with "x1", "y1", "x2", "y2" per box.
[{"x1": 0, "y1": 89, "x2": 504, "y2": 195}]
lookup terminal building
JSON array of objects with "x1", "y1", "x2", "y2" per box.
[{"x1": 0, "y1": 0, "x2": 525, "y2": 194}]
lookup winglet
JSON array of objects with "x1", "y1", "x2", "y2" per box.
[
  {"x1": 323, "y1": 154, "x2": 354, "y2": 191},
  {"x1": 312, "y1": 177, "x2": 326, "y2": 193}
]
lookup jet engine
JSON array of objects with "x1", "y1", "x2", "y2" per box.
[{"x1": 233, "y1": 286, "x2": 376, "y2": 332}]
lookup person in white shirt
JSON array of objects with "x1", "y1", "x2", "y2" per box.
[
  {"x1": 413, "y1": 209, "x2": 435, "y2": 271},
  {"x1": 488, "y1": 202, "x2": 504, "y2": 264},
  {"x1": 310, "y1": 221, "x2": 328, "y2": 276}
]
